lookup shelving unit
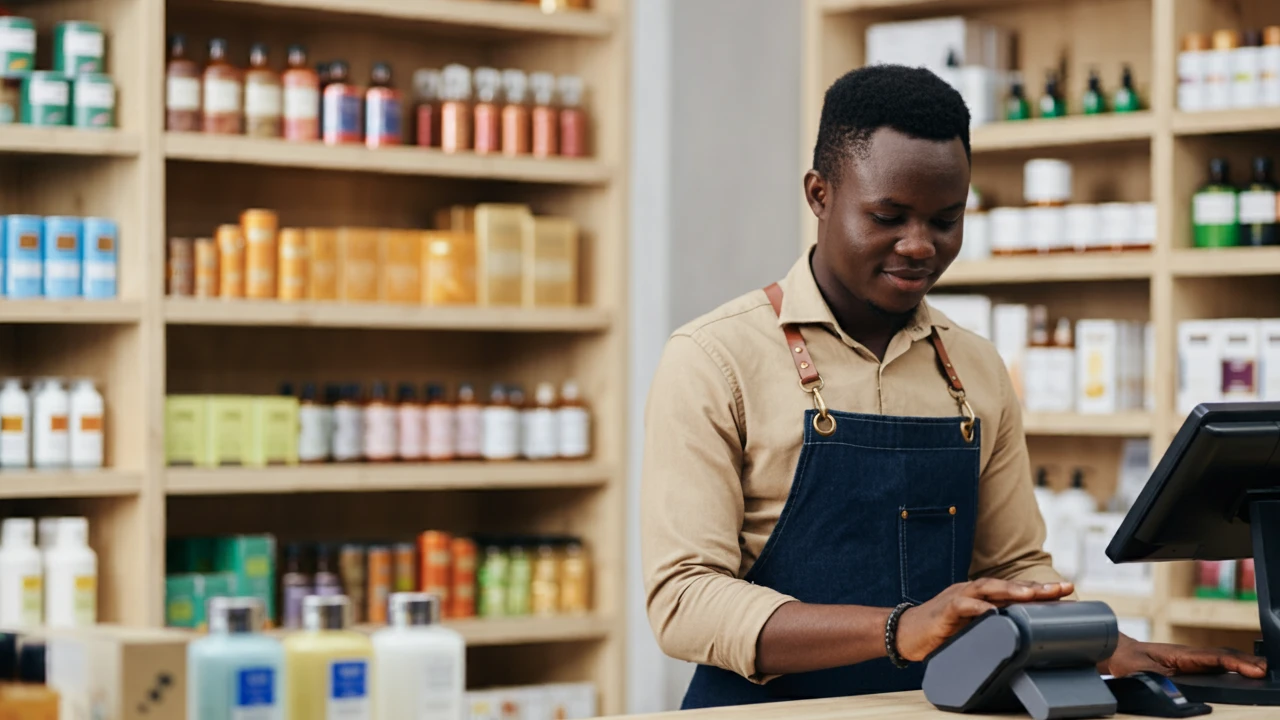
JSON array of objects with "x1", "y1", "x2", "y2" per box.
[
  {"x1": 805, "y1": 0, "x2": 1279, "y2": 651},
  {"x1": 1, "y1": 0, "x2": 628, "y2": 711}
]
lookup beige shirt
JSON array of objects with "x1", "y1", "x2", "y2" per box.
[{"x1": 641, "y1": 252, "x2": 1063, "y2": 682}]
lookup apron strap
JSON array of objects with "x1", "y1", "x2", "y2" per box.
[{"x1": 764, "y1": 283, "x2": 821, "y2": 387}]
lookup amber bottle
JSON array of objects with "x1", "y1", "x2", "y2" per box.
[{"x1": 165, "y1": 34, "x2": 201, "y2": 132}]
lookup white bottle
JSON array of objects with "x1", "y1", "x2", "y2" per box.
[
  {"x1": 0, "y1": 379, "x2": 31, "y2": 469},
  {"x1": 422, "y1": 384, "x2": 456, "y2": 461},
  {"x1": 37, "y1": 518, "x2": 62, "y2": 558},
  {"x1": 1053, "y1": 471, "x2": 1098, "y2": 583},
  {"x1": 363, "y1": 382, "x2": 398, "y2": 462},
  {"x1": 523, "y1": 383, "x2": 559, "y2": 460},
  {"x1": 32, "y1": 379, "x2": 70, "y2": 470},
  {"x1": 69, "y1": 379, "x2": 104, "y2": 469},
  {"x1": 0, "y1": 518, "x2": 43, "y2": 628},
  {"x1": 332, "y1": 384, "x2": 364, "y2": 462},
  {"x1": 298, "y1": 383, "x2": 329, "y2": 463},
  {"x1": 1179, "y1": 33, "x2": 1210, "y2": 112},
  {"x1": 1208, "y1": 30, "x2": 1238, "y2": 111},
  {"x1": 480, "y1": 385, "x2": 518, "y2": 461},
  {"x1": 1234, "y1": 30, "x2": 1264, "y2": 109},
  {"x1": 371, "y1": 593, "x2": 465, "y2": 720},
  {"x1": 557, "y1": 381, "x2": 591, "y2": 459},
  {"x1": 45, "y1": 516, "x2": 97, "y2": 628},
  {"x1": 396, "y1": 383, "x2": 423, "y2": 461},
  {"x1": 1263, "y1": 28, "x2": 1280, "y2": 107}
]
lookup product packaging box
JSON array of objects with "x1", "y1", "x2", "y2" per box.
[
  {"x1": 305, "y1": 228, "x2": 338, "y2": 300},
  {"x1": 1074, "y1": 511, "x2": 1152, "y2": 597},
  {"x1": 1076, "y1": 319, "x2": 1121, "y2": 414},
  {"x1": 338, "y1": 227, "x2": 379, "y2": 302},
  {"x1": 81, "y1": 217, "x2": 118, "y2": 299},
  {"x1": 1194, "y1": 559, "x2": 1236, "y2": 600},
  {"x1": 247, "y1": 396, "x2": 298, "y2": 467},
  {"x1": 992, "y1": 304, "x2": 1029, "y2": 400},
  {"x1": 163, "y1": 395, "x2": 208, "y2": 467},
  {"x1": 927, "y1": 294, "x2": 992, "y2": 340},
  {"x1": 475, "y1": 204, "x2": 531, "y2": 307},
  {"x1": 524, "y1": 216, "x2": 579, "y2": 308},
  {"x1": 43, "y1": 216, "x2": 82, "y2": 298},
  {"x1": 42, "y1": 625, "x2": 189, "y2": 720},
  {"x1": 1218, "y1": 319, "x2": 1260, "y2": 401},
  {"x1": 379, "y1": 229, "x2": 421, "y2": 304},
  {"x1": 4, "y1": 214, "x2": 43, "y2": 298},
  {"x1": 866, "y1": 17, "x2": 1013, "y2": 76},
  {"x1": 1261, "y1": 320, "x2": 1280, "y2": 401},
  {"x1": 422, "y1": 231, "x2": 477, "y2": 306},
  {"x1": 434, "y1": 205, "x2": 476, "y2": 233},
  {"x1": 165, "y1": 537, "x2": 218, "y2": 574},
  {"x1": 164, "y1": 572, "x2": 236, "y2": 629},
  {"x1": 1178, "y1": 320, "x2": 1222, "y2": 414},
  {"x1": 216, "y1": 535, "x2": 277, "y2": 625},
  {"x1": 201, "y1": 396, "x2": 253, "y2": 467}
]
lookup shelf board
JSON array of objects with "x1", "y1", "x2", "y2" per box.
[
  {"x1": 164, "y1": 298, "x2": 610, "y2": 332},
  {"x1": 165, "y1": 133, "x2": 612, "y2": 185},
  {"x1": 0, "y1": 470, "x2": 144, "y2": 498},
  {"x1": 1022, "y1": 412, "x2": 1151, "y2": 437},
  {"x1": 441, "y1": 615, "x2": 611, "y2": 646},
  {"x1": 0, "y1": 126, "x2": 141, "y2": 157},
  {"x1": 936, "y1": 252, "x2": 1153, "y2": 286},
  {"x1": 0, "y1": 300, "x2": 144, "y2": 324},
  {"x1": 1173, "y1": 108, "x2": 1280, "y2": 136},
  {"x1": 211, "y1": 0, "x2": 613, "y2": 37},
  {"x1": 1076, "y1": 592, "x2": 1154, "y2": 618},
  {"x1": 821, "y1": 0, "x2": 1070, "y2": 15},
  {"x1": 971, "y1": 113, "x2": 1155, "y2": 153},
  {"x1": 1166, "y1": 598, "x2": 1259, "y2": 631},
  {"x1": 166, "y1": 461, "x2": 612, "y2": 495},
  {"x1": 1170, "y1": 247, "x2": 1280, "y2": 278}
]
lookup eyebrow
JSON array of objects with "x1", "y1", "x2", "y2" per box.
[{"x1": 873, "y1": 198, "x2": 967, "y2": 213}]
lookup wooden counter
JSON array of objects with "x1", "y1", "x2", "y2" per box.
[{"x1": 608, "y1": 691, "x2": 1276, "y2": 719}]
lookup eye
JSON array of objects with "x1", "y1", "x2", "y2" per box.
[
  {"x1": 871, "y1": 214, "x2": 904, "y2": 226},
  {"x1": 932, "y1": 217, "x2": 960, "y2": 230}
]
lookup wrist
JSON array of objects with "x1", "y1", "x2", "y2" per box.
[{"x1": 884, "y1": 602, "x2": 916, "y2": 667}]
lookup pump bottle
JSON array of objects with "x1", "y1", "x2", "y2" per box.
[
  {"x1": 284, "y1": 595, "x2": 373, "y2": 720},
  {"x1": 188, "y1": 597, "x2": 285, "y2": 720},
  {"x1": 371, "y1": 593, "x2": 465, "y2": 720}
]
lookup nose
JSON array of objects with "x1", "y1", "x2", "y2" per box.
[{"x1": 895, "y1": 221, "x2": 937, "y2": 261}]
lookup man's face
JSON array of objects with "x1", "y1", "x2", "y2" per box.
[{"x1": 809, "y1": 128, "x2": 971, "y2": 316}]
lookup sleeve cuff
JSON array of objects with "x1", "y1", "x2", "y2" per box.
[{"x1": 741, "y1": 596, "x2": 798, "y2": 685}]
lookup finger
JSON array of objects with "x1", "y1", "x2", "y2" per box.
[
  {"x1": 1219, "y1": 653, "x2": 1268, "y2": 679},
  {"x1": 1170, "y1": 647, "x2": 1253, "y2": 676},
  {"x1": 949, "y1": 596, "x2": 998, "y2": 620},
  {"x1": 966, "y1": 580, "x2": 1040, "y2": 603},
  {"x1": 1028, "y1": 582, "x2": 1075, "y2": 600}
]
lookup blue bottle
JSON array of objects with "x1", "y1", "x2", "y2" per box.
[
  {"x1": 3, "y1": 215, "x2": 43, "y2": 298},
  {"x1": 81, "y1": 217, "x2": 118, "y2": 299},
  {"x1": 188, "y1": 596, "x2": 286, "y2": 720},
  {"x1": 42, "y1": 216, "x2": 82, "y2": 298}
]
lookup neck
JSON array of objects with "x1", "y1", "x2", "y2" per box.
[{"x1": 810, "y1": 246, "x2": 914, "y2": 360}]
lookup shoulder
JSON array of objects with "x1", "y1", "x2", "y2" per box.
[{"x1": 669, "y1": 288, "x2": 778, "y2": 357}]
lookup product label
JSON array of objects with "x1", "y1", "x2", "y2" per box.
[
  {"x1": 455, "y1": 406, "x2": 482, "y2": 456},
  {"x1": 534, "y1": 258, "x2": 573, "y2": 283},
  {"x1": 1239, "y1": 190, "x2": 1278, "y2": 224},
  {"x1": 50, "y1": 415, "x2": 68, "y2": 432},
  {"x1": 55, "y1": 234, "x2": 77, "y2": 252},
  {"x1": 64, "y1": 29, "x2": 104, "y2": 59},
  {"x1": 234, "y1": 667, "x2": 279, "y2": 720},
  {"x1": 487, "y1": 250, "x2": 522, "y2": 279},
  {"x1": 1223, "y1": 359, "x2": 1258, "y2": 398},
  {"x1": 481, "y1": 408, "x2": 519, "y2": 459},
  {"x1": 47, "y1": 260, "x2": 80, "y2": 280},
  {"x1": 167, "y1": 76, "x2": 200, "y2": 111},
  {"x1": 21, "y1": 574, "x2": 41, "y2": 626},
  {"x1": 78, "y1": 414, "x2": 102, "y2": 432},
  {"x1": 323, "y1": 92, "x2": 361, "y2": 138},
  {"x1": 10, "y1": 259, "x2": 41, "y2": 280},
  {"x1": 424, "y1": 406, "x2": 455, "y2": 458},
  {"x1": 75, "y1": 81, "x2": 114, "y2": 109},
  {"x1": 419, "y1": 655, "x2": 459, "y2": 720},
  {"x1": 0, "y1": 26, "x2": 36, "y2": 54},
  {"x1": 0, "y1": 416, "x2": 22, "y2": 432},
  {"x1": 285, "y1": 85, "x2": 319, "y2": 119},
  {"x1": 18, "y1": 233, "x2": 37, "y2": 251},
  {"x1": 298, "y1": 406, "x2": 329, "y2": 461},
  {"x1": 30, "y1": 78, "x2": 69, "y2": 107},
  {"x1": 364, "y1": 406, "x2": 397, "y2": 460},
  {"x1": 85, "y1": 261, "x2": 115, "y2": 282},
  {"x1": 1194, "y1": 193, "x2": 1238, "y2": 225},
  {"x1": 366, "y1": 96, "x2": 401, "y2": 140},
  {"x1": 246, "y1": 82, "x2": 282, "y2": 118},
  {"x1": 525, "y1": 412, "x2": 558, "y2": 459},
  {"x1": 74, "y1": 575, "x2": 96, "y2": 625},
  {"x1": 558, "y1": 407, "x2": 590, "y2": 457},
  {"x1": 205, "y1": 78, "x2": 242, "y2": 114},
  {"x1": 327, "y1": 660, "x2": 369, "y2": 720},
  {"x1": 332, "y1": 407, "x2": 362, "y2": 461}
]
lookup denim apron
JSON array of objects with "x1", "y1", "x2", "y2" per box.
[{"x1": 681, "y1": 282, "x2": 982, "y2": 709}]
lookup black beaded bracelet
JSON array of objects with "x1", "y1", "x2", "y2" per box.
[{"x1": 885, "y1": 601, "x2": 915, "y2": 669}]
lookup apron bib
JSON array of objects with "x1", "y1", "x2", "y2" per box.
[{"x1": 681, "y1": 282, "x2": 982, "y2": 709}]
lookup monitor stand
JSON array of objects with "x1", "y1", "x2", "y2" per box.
[{"x1": 1173, "y1": 497, "x2": 1280, "y2": 705}]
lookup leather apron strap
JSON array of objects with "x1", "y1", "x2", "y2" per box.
[{"x1": 763, "y1": 282, "x2": 976, "y2": 442}]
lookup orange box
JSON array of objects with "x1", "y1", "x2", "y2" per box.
[
  {"x1": 418, "y1": 531, "x2": 452, "y2": 612},
  {"x1": 215, "y1": 224, "x2": 245, "y2": 298},
  {"x1": 421, "y1": 231, "x2": 476, "y2": 306},
  {"x1": 434, "y1": 205, "x2": 476, "y2": 233},
  {"x1": 305, "y1": 228, "x2": 338, "y2": 301},
  {"x1": 474, "y1": 204, "x2": 530, "y2": 307},
  {"x1": 525, "y1": 216, "x2": 579, "y2": 308},
  {"x1": 338, "y1": 228, "x2": 379, "y2": 302},
  {"x1": 194, "y1": 238, "x2": 218, "y2": 298},
  {"x1": 379, "y1": 229, "x2": 421, "y2": 304},
  {"x1": 277, "y1": 228, "x2": 309, "y2": 301},
  {"x1": 242, "y1": 209, "x2": 279, "y2": 299},
  {"x1": 450, "y1": 537, "x2": 477, "y2": 619}
]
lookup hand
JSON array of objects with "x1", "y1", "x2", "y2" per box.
[
  {"x1": 895, "y1": 578, "x2": 1074, "y2": 662},
  {"x1": 1104, "y1": 634, "x2": 1267, "y2": 679}
]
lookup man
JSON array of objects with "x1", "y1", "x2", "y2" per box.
[{"x1": 641, "y1": 64, "x2": 1266, "y2": 709}]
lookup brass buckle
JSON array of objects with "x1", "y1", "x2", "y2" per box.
[
  {"x1": 800, "y1": 376, "x2": 837, "y2": 436},
  {"x1": 950, "y1": 387, "x2": 975, "y2": 443}
]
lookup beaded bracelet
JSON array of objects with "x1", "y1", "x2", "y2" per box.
[{"x1": 885, "y1": 601, "x2": 915, "y2": 669}]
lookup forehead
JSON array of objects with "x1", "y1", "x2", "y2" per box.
[{"x1": 842, "y1": 128, "x2": 970, "y2": 199}]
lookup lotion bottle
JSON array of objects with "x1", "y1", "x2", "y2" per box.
[
  {"x1": 32, "y1": 379, "x2": 69, "y2": 470},
  {"x1": 188, "y1": 597, "x2": 285, "y2": 720},
  {"x1": 523, "y1": 382, "x2": 559, "y2": 460},
  {"x1": 454, "y1": 383, "x2": 483, "y2": 460},
  {"x1": 332, "y1": 383, "x2": 363, "y2": 462},
  {"x1": 298, "y1": 383, "x2": 328, "y2": 463},
  {"x1": 284, "y1": 595, "x2": 373, "y2": 720},
  {"x1": 557, "y1": 380, "x2": 590, "y2": 459},
  {"x1": 0, "y1": 518, "x2": 43, "y2": 628},
  {"x1": 1054, "y1": 469, "x2": 1097, "y2": 582},
  {"x1": 0, "y1": 379, "x2": 30, "y2": 469},
  {"x1": 371, "y1": 593, "x2": 465, "y2": 720},
  {"x1": 422, "y1": 384, "x2": 455, "y2": 461},
  {"x1": 364, "y1": 381, "x2": 397, "y2": 462},
  {"x1": 396, "y1": 383, "x2": 423, "y2": 461},
  {"x1": 69, "y1": 378, "x2": 104, "y2": 469},
  {"x1": 481, "y1": 384, "x2": 518, "y2": 461},
  {"x1": 45, "y1": 516, "x2": 96, "y2": 627}
]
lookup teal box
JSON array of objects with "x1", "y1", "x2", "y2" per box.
[
  {"x1": 165, "y1": 572, "x2": 238, "y2": 629},
  {"x1": 21, "y1": 71, "x2": 69, "y2": 126},
  {"x1": 3, "y1": 214, "x2": 41, "y2": 298},
  {"x1": 216, "y1": 535, "x2": 277, "y2": 625},
  {"x1": 168, "y1": 536, "x2": 218, "y2": 574}
]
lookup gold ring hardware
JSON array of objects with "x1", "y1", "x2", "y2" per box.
[
  {"x1": 900, "y1": 510, "x2": 908, "y2": 519},
  {"x1": 812, "y1": 411, "x2": 837, "y2": 436},
  {"x1": 949, "y1": 506, "x2": 957, "y2": 516}
]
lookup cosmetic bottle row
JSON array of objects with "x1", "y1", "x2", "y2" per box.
[
  {"x1": 1179, "y1": 28, "x2": 1280, "y2": 113},
  {"x1": 518, "y1": 0, "x2": 592, "y2": 11},
  {"x1": 167, "y1": 204, "x2": 579, "y2": 308},
  {"x1": 467, "y1": 683, "x2": 597, "y2": 720},
  {"x1": 1194, "y1": 560, "x2": 1257, "y2": 601},
  {"x1": 1191, "y1": 157, "x2": 1280, "y2": 248},
  {"x1": 0, "y1": 17, "x2": 115, "y2": 128},
  {"x1": 0, "y1": 378, "x2": 105, "y2": 471},
  {"x1": 1001, "y1": 65, "x2": 1143, "y2": 122},
  {"x1": 1, "y1": 216, "x2": 119, "y2": 300},
  {"x1": 1177, "y1": 318, "x2": 1280, "y2": 414},
  {"x1": 0, "y1": 632, "x2": 59, "y2": 714},
  {"x1": 164, "y1": 37, "x2": 591, "y2": 157},
  {"x1": 0, "y1": 517, "x2": 98, "y2": 629}
]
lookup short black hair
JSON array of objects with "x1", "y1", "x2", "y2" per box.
[{"x1": 812, "y1": 64, "x2": 971, "y2": 183}]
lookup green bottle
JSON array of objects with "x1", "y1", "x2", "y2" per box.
[
  {"x1": 1082, "y1": 68, "x2": 1107, "y2": 114},
  {"x1": 1039, "y1": 72, "x2": 1067, "y2": 118},
  {"x1": 1192, "y1": 158, "x2": 1239, "y2": 248},
  {"x1": 1113, "y1": 64, "x2": 1141, "y2": 113},
  {"x1": 1005, "y1": 73, "x2": 1031, "y2": 121}
]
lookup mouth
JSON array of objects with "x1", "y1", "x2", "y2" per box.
[{"x1": 881, "y1": 268, "x2": 934, "y2": 293}]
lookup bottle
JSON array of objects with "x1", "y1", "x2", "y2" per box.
[
  {"x1": 481, "y1": 384, "x2": 518, "y2": 461},
  {"x1": 1047, "y1": 318, "x2": 1077, "y2": 413},
  {"x1": 188, "y1": 597, "x2": 285, "y2": 720},
  {"x1": 413, "y1": 69, "x2": 441, "y2": 148},
  {"x1": 472, "y1": 67, "x2": 501, "y2": 155},
  {"x1": 166, "y1": 34, "x2": 202, "y2": 132},
  {"x1": 1234, "y1": 29, "x2": 1264, "y2": 109},
  {"x1": 366, "y1": 546, "x2": 391, "y2": 625},
  {"x1": 314, "y1": 545, "x2": 343, "y2": 596},
  {"x1": 440, "y1": 64, "x2": 472, "y2": 154},
  {"x1": 1054, "y1": 469, "x2": 1098, "y2": 582},
  {"x1": 1004, "y1": 72, "x2": 1031, "y2": 121},
  {"x1": 558, "y1": 380, "x2": 590, "y2": 459},
  {"x1": 32, "y1": 379, "x2": 70, "y2": 470},
  {"x1": 1081, "y1": 68, "x2": 1106, "y2": 115},
  {"x1": 1023, "y1": 305, "x2": 1053, "y2": 413},
  {"x1": 332, "y1": 383, "x2": 364, "y2": 462},
  {"x1": 506, "y1": 543, "x2": 532, "y2": 616},
  {"x1": 281, "y1": 543, "x2": 312, "y2": 630},
  {"x1": 363, "y1": 382, "x2": 397, "y2": 462},
  {"x1": 37, "y1": 518, "x2": 62, "y2": 561},
  {"x1": 396, "y1": 383, "x2": 423, "y2": 461},
  {"x1": 244, "y1": 43, "x2": 282, "y2": 138},
  {"x1": 0, "y1": 519, "x2": 42, "y2": 628},
  {"x1": 422, "y1": 384, "x2": 455, "y2": 462},
  {"x1": 1113, "y1": 64, "x2": 1141, "y2": 113},
  {"x1": 557, "y1": 75, "x2": 587, "y2": 157},
  {"x1": 530, "y1": 71, "x2": 558, "y2": 157},
  {"x1": 1208, "y1": 30, "x2": 1239, "y2": 111},
  {"x1": 523, "y1": 382, "x2": 559, "y2": 460},
  {"x1": 202, "y1": 38, "x2": 242, "y2": 135},
  {"x1": 477, "y1": 544, "x2": 507, "y2": 618},
  {"x1": 365, "y1": 62, "x2": 402, "y2": 149},
  {"x1": 559, "y1": 539, "x2": 589, "y2": 614},
  {"x1": 1193, "y1": 158, "x2": 1239, "y2": 248},
  {"x1": 448, "y1": 537, "x2": 476, "y2": 619},
  {"x1": 1264, "y1": 27, "x2": 1280, "y2": 107},
  {"x1": 44, "y1": 517, "x2": 96, "y2": 627},
  {"x1": 531, "y1": 539, "x2": 559, "y2": 616},
  {"x1": 454, "y1": 383, "x2": 483, "y2": 460},
  {"x1": 1239, "y1": 156, "x2": 1279, "y2": 247},
  {"x1": 317, "y1": 61, "x2": 332, "y2": 130},
  {"x1": 322, "y1": 384, "x2": 341, "y2": 459},
  {"x1": 1038, "y1": 71, "x2": 1066, "y2": 118},
  {"x1": 0, "y1": 379, "x2": 30, "y2": 469},
  {"x1": 371, "y1": 593, "x2": 465, "y2": 720},
  {"x1": 1180, "y1": 33, "x2": 1211, "y2": 112},
  {"x1": 501, "y1": 69, "x2": 530, "y2": 156},
  {"x1": 282, "y1": 44, "x2": 320, "y2": 141},
  {"x1": 298, "y1": 383, "x2": 329, "y2": 463},
  {"x1": 68, "y1": 378, "x2": 104, "y2": 469},
  {"x1": 322, "y1": 60, "x2": 363, "y2": 146},
  {"x1": 1032, "y1": 468, "x2": 1056, "y2": 533},
  {"x1": 339, "y1": 545, "x2": 367, "y2": 624},
  {"x1": 284, "y1": 596, "x2": 373, "y2": 720}
]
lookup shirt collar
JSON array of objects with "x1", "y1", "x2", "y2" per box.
[{"x1": 774, "y1": 250, "x2": 950, "y2": 346}]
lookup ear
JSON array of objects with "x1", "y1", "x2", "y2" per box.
[{"x1": 804, "y1": 170, "x2": 830, "y2": 220}]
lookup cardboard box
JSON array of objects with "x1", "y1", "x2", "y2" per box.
[
  {"x1": 992, "y1": 304, "x2": 1029, "y2": 400},
  {"x1": 379, "y1": 229, "x2": 421, "y2": 304},
  {"x1": 338, "y1": 228, "x2": 379, "y2": 302},
  {"x1": 1178, "y1": 320, "x2": 1221, "y2": 414},
  {"x1": 165, "y1": 537, "x2": 218, "y2": 574},
  {"x1": 164, "y1": 572, "x2": 236, "y2": 629},
  {"x1": 163, "y1": 396, "x2": 207, "y2": 467},
  {"x1": 474, "y1": 204, "x2": 530, "y2": 307},
  {"x1": 925, "y1": 294, "x2": 991, "y2": 339},
  {"x1": 434, "y1": 205, "x2": 475, "y2": 233},
  {"x1": 201, "y1": 396, "x2": 253, "y2": 467},
  {"x1": 43, "y1": 625, "x2": 189, "y2": 720},
  {"x1": 0, "y1": 684, "x2": 58, "y2": 720},
  {"x1": 866, "y1": 17, "x2": 1014, "y2": 75},
  {"x1": 216, "y1": 535, "x2": 276, "y2": 625},
  {"x1": 422, "y1": 232, "x2": 477, "y2": 306},
  {"x1": 1261, "y1": 320, "x2": 1280, "y2": 401},
  {"x1": 524, "y1": 216, "x2": 579, "y2": 308},
  {"x1": 305, "y1": 228, "x2": 338, "y2": 301},
  {"x1": 1076, "y1": 320, "x2": 1121, "y2": 414},
  {"x1": 247, "y1": 396, "x2": 298, "y2": 467},
  {"x1": 1218, "y1": 319, "x2": 1260, "y2": 401}
]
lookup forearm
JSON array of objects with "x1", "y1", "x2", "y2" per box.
[{"x1": 756, "y1": 601, "x2": 892, "y2": 675}]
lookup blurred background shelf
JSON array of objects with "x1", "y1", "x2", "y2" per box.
[
  {"x1": 165, "y1": 462, "x2": 613, "y2": 495},
  {"x1": 1173, "y1": 109, "x2": 1280, "y2": 136},
  {"x1": 971, "y1": 114, "x2": 1155, "y2": 153},
  {"x1": 1165, "y1": 599, "x2": 1260, "y2": 631},
  {"x1": 0, "y1": 471, "x2": 144, "y2": 499},
  {"x1": 937, "y1": 253, "x2": 1153, "y2": 286},
  {"x1": 0, "y1": 127, "x2": 141, "y2": 157},
  {"x1": 209, "y1": 0, "x2": 616, "y2": 36},
  {"x1": 163, "y1": 299, "x2": 613, "y2": 332},
  {"x1": 0, "y1": 301, "x2": 144, "y2": 324},
  {"x1": 1022, "y1": 412, "x2": 1152, "y2": 437},
  {"x1": 1077, "y1": 592, "x2": 1154, "y2": 619},
  {"x1": 1170, "y1": 247, "x2": 1280, "y2": 278}
]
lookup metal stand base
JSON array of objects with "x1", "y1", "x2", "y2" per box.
[{"x1": 1173, "y1": 673, "x2": 1280, "y2": 706}]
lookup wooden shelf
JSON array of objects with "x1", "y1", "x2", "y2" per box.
[
  {"x1": 820, "y1": 0, "x2": 1055, "y2": 14},
  {"x1": 0, "y1": 470, "x2": 144, "y2": 499},
  {"x1": 0, "y1": 126, "x2": 141, "y2": 158},
  {"x1": 442, "y1": 615, "x2": 611, "y2": 646},
  {"x1": 1173, "y1": 109, "x2": 1280, "y2": 136},
  {"x1": 0, "y1": 300, "x2": 144, "y2": 324},
  {"x1": 1022, "y1": 412, "x2": 1152, "y2": 437},
  {"x1": 1170, "y1": 247, "x2": 1280, "y2": 278},
  {"x1": 971, "y1": 114, "x2": 1155, "y2": 153},
  {"x1": 211, "y1": 0, "x2": 614, "y2": 37},
  {"x1": 166, "y1": 461, "x2": 611, "y2": 495},
  {"x1": 1077, "y1": 592, "x2": 1154, "y2": 618},
  {"x1": 1166, "y1": 598, "x2": 1259, "y2": 631},
  {"x1": 937, "y1": 253, "x2": 1153, "y2": 286},
  {"x1": 165, "y1": 133, "x2": 613, "y2": 185},
  {"x1": 164, "y1": 298, "x2": 611, "y2": 332}
]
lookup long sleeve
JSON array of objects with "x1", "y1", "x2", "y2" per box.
[{"x1": 641, "y1": 333, "x2": 795, "y2": 681}]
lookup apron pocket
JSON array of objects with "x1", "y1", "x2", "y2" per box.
[{"x1": 898, "y1": 505, "x2": 958, "y2": 604}]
